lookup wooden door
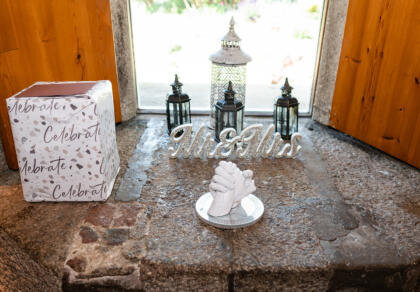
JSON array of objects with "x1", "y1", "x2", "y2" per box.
[
  {"x1": 330, "y1": 0, "x2": 420, "y2": 168},
  {"x1": 0, "y1": 0, "x2": 121, "y2": 170}
]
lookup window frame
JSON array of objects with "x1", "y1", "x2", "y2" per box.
[{"x1": 129, "y1": 0, "x2": 329, "y2": 118}]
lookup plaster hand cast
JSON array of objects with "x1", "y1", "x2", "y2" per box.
[{"x1": 208, "y1": 161, "x2": 256, "y2": 217}]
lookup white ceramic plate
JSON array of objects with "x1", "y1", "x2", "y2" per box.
[{"x1": 195, "y1": 192, "x2": 264, "y2": 229}]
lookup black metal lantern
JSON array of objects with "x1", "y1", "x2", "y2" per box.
[
  {"x1": 215, "y1": 81, "x2": 244, "y2": 142},
  {"x1": 274, "y1": 78, "x2": 299, "y2": 140},
  {"x1": 166, "y1": 74, "x2": 191, "y2": 134}
]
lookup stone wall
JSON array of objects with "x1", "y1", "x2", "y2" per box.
[
  {"x1": 312, "y1": 0, "x2": 349, "y2": 125},
  {"x1": 110, "y1": 0, "x2": 138, "y2": 122}
]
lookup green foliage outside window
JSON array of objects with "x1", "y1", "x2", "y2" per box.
[
  {"x1": 133, "y1": 0, "x2": 315, "y2": 14},
  {"x1": 135, "y1": 0, "x2": 243, "y2": 14}
]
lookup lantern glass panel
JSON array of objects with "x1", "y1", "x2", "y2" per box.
[
  {"x1": 274, "y1": 105, "x2": 279, "y2": 131},
  {"x1": 222, "y1": 111, "x2": 227, "y2": 127},
  {"x1": 172, "y1": 103, "x2": 180, "y2": 126},
  {"x1": 168, "y1": 103, "x2": 174, "y2": 126},
  {"x1": 237, "y1": 108, "x2": 243, "y2": 133},
  {"x1": 280, "y1": 107, "x2": 288, "y2": 137},
  {"x1": 179, "y1": 103, "x2": 184, "y2": 124},
  {"x1": 289, "y1": 105, "x2": 298, "y2": 134},
  {"x1": 183, "y1": 102, "x2": 191, "y2": 123},
  {"x1": 224, "y1": 112, "x2": 234, "y2": 129},
  {"x1": 216, "y1": 109, "x2": 222, "y2": 139}
]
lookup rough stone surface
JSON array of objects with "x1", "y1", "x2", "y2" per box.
[
  {"x1": 0, "y1": 116, "x2": 145, "y2": 286},
  {"x1": 312, "y1": 0, "x2": 349, "y2": 125},
  {"x1": 0, "y1": 228, "x2": 60, "y2": 291},
  {"x1": 66, "y1": 256, "x2": 87, "y2": 273},
  {"x1": 104, "y1": 228, "x2": 130, "y2": 246},
  {"x1": 64, "y1": 117, "x2": 419, "y2": 290},
  {"x1": 115, "y1": 119, "x2": 166, "y2": 201},
  {"x1": 0, "y1": 163, "x2": 20, "y2": 185},
  {"x1": 308, "y1": 121, "x2": 420, "y2": 264},
  {"x1": 0, "y1": 115, "x2": 419, "y2": 291},
  {"x1": 79, "y1": 226, "x2": 99, "y2": 244},
  {"x1": 110, "y1": 117, "x2": 146, "y2": 199},
  {"x1": 0, "y1": 142, "x2": 7, "y2": 172},
  {"x1": 234, "y1": 270, "x2": 332, "y2": 291},
  {"x1": 113, "y1": 204, "x2": 142, "y2": 227},
  {"x1": 110, "y1": 0, "x2": 138, "y2": 122},
  {"x1": 85, "y1": 204, "x2": 116, "y2": 228},
  {"x1": 0, "y1": 184, "x2": 94, "y2": 278}
]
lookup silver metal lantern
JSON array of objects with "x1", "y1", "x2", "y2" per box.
[{"x1": 209, "y1": 17, "x2": 251, "y2": 128}]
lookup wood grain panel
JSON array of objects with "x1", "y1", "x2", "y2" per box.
[
  {"x1": 330, "y1": 0, "x2": 420, "y2": 168},
  {"x1": 0, "y1": 0, "x2": 18, "y2": 53},
  {"x1": 0, "y1": 0, "x2": 121, "y2": 170}
]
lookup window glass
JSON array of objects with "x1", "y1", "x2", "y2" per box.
[{"x1": 131, "y1": 0, "x2": 325, "y2": 113}]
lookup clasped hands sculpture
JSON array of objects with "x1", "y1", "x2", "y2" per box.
[
  {"x1": 208, "y1": 161, "x2": 256, "y2": 217},
  {"x1": 181, "y1": 123, "x2": 301, "y2": 223}
]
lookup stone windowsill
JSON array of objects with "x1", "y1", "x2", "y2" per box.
[{"x1": 0, "y1": 115, "x2": 419, "y2": 291}]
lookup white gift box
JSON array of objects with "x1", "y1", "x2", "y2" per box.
[{"x1": 7, "y1": 81, "x2": 120, "y2": 202}]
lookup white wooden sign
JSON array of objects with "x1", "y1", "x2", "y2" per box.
[{"x1": 168, "y1": 124, "x2": 302, "y2": 159}]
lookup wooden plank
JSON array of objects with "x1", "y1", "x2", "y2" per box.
[
  {"x1": 0, "y1": 50, "x2": 24, "y2": 169},
  {"x1": 330, "y1": 0, "x2": 420, "y2": 168},
  {"x1": 0, "y1": 0, "x2": 18, "y2": 54},
  {"x1": 0, "y1": 0, "x2": 121, "y2": 170}
]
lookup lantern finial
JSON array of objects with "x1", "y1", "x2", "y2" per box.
[
  {"x1": 229, "y1": 17, "x2": 235, "y2": 32},
  {"x1": 227, "y1": 80, "x2": 233, "y2": 92},
  {"x1": 281, "y1": 77, "x2": 293, "y2": 97},
  {"x1": 224, "y1": 81, "x2": 236, "y2": 103},
  {"x1": 210, "y1": 17, "x2": 251, "y2": 64},
  {"x1": 221, "y1": 17, "x2": 241, "y2": 44},
  {"x1": 171, "y1": 74, "x2": 183, "y2": 94}
]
